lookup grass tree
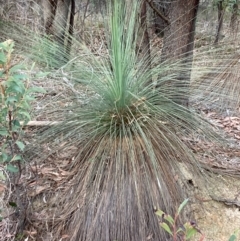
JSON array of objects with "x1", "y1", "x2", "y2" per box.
[
  {"x1": 0, "y1": 0, "x2": 239, "y2": 240},
  {"x1": 20, "y1": 1, "x2": 232, "y2": 241}
]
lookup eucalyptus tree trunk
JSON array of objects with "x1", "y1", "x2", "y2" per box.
[
  {"x1": 153, "y1": 0, "x2": 170, "y2": 37},
  {"x1": 230, "y1": 3, "x2": 239, "y2": 36},
  {"x1": 214, "y1": 0, "x2": 225, "y2": 45},
  {"x1": 161, "y1": 0, "x2": 199, "y2": 106},
  {"x1": 42, "y1": 0, "x2": 75, "y2": 66},
  {"x1": 54, "y1": 0, "x2": 75, "y2": 60},
  {"x1": 140, "y1": 0, "x2": 151, "y2": 63}
]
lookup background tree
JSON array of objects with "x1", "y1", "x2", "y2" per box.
[
  {"x1": 160, "y1": 0, "x2": 200, "y2": 106},
  {"x1": 140, "y1": 0, "x2": 151, "y2": 64},
  {"x1": 214, "y1": 0, "x2": 225, "y2": 44},
  {"x1": 151, "y1": 0, "x2": 170, "y2": 37},
  {"x1": 230, "y1": 0, "x2": 239, "y2": 35},
  {"x1": 42, "y1": 0, "x2": 75, "y2": 65}
]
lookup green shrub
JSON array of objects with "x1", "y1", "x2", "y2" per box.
[{"x1": 0, "y1": 39, "x2": 45, "y2": 180}]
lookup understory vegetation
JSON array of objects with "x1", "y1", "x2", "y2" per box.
[{"x1": 0, "y1": 0, "x2": 240, "y2": 240}]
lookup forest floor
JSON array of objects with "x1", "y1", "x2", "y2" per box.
[
  {"x1": 1, "y1": 76, "x2": 239, "y2": 241},
  {"x1": 1, "y1": 25, "x2": 240, "y2": 241},
  {"x1": 188, "y1": 109, "x2": 240, "y2": 241}
]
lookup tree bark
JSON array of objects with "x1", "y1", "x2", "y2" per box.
[
  {"x1": 214, "y1": 0, "x2": 225, "y2": 45},
  {"x1": 230, "y1": 3, "x2": 239, "y2": 36},
  {"x1": 140, "y1": 0, "x2": 151, "y2": 63},
  {"x1": 150, "y1": 0, "x2": 170, "y2": 37},
  {"x1": 42, "y1": 0, "x2": 75, "y2": 66},
  {"x1": 44, "y1": 0, "x2": 58, "y2": 35},
  {"x1": 161, "y1": 0, "x2": 199, "y2": 106},
  {"x1": 55, "y1": 0, "x2": 72, "y2": 48}
]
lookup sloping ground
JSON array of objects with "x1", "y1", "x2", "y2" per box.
[
  {"x1": 1, "y1": 27, "x2": 240, "y2": 241},
  {"x1": 193, "y1": 174, "x2": 240, "y2": 241},
  {"x1": 1, "y1": 105, "x2": 240, "y2": 241},
  {"x1": 190, "y1": 110, "x2": 240, "y2": 241}
]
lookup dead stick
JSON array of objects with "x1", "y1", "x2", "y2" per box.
[
  {"x1": 20, "y1": 121, "x2": 60, "y2": 126},
  {"x1": 145, "y1": 0, "x2": 170, "y2": 25}
]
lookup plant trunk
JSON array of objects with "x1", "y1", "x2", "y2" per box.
[{"x1": 160, "y1": 0, "x2": 199, "y2": 106}]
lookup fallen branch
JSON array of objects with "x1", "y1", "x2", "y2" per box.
[
  {"x1": 145, "y1": 0, "x2": 170, "y2": 25},
  {"x1": 210, "y1": 195, "x2": 240, "y2": 208},
  {"x1": 20, "y1": 121, "x2": 60, "y2": 126}
]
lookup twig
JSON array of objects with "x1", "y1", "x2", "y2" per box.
[
  {"x1": 20, "y1": 121, "x2": 60, "y2": 126},
  {"x1": 210, "y1": 195, "x2": 240, "y2": 208},
  {"x1": 145, "y1": 0, "x2": 170, "y2": 25}
]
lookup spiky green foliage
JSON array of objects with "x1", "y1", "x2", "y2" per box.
[
  {"x1": 16, "y1": 1, "x2": 235, "y2": 241},
  {"x1": 1, "y1": 1, "x2": 240, "y2": 240}
]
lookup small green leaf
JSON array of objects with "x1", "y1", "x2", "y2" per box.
[
  {"x1": 164, "y1": 214, "x2": 174, "y2": 225},
  {"x1": 19, "y1": 110, "x2": 31, "y2": 120},
  {"x1": 24, "y1": 95, "x2": 35, "y2": 101},
  {"x1": 185, "y1": 227, "x2": 197, "y2": 240},
  {"x1": 0, "y1": 129, "x2": 8, "y2": 136},
  {"x1": 0, "y1": 107, "x2": 8, "y2": 117},
  {"x1": 0, "y1": 52, "x2": 6, "y2": 63},
  {"x1": 27, "y1": 86, "x2": 46, "y2": 94},
  {"x1": 1, "y1": 153, "x2": 9, "y2": 162},
  {"x1": 12, "y1": 120, "x2": 21, "y2": 128},
  {"x1": 35, "y1": 71, "x2": 50, "y2": 78},
  {"x1": 6, "y1": 164, "x2": 18, "y2": 173},
  {"x1": 6, "y1": 83, "x2": 24, "y2": 94},
  {"x1": 12, "y1": 155, "x2": 22, "y2": 161},
  {"x1": 0, "y1": 39, "x2": 14, "y2": 51},
  {"x1": 16, "y1": 141, "x2": 25, "y2": 151},
  {"x1": 160, "y1": 222, "x2": 173, "y2": 236},
  {"x1": 155, "y1": 209, "x2": 165, "y2": 217},
  {"x1": 0, "y1": 171, "x2": 6, "y2": 180},
  {"x1": 12, "y1": 73, "x2": 28, "y2": 81},
  {"x1": 9, "y1": 64, "x2": 24, "y2": 72},
  {"x1": 184, "y1": 222, "x2": 198, "y2": 240},
  {"x1": 177, "y1": 199, "x2": 189, "y2": 215},
  {"x1": 19, "y1": 100, "x2": 31, "y2": 110},
  {"x1": 177, "y1": 227, "x2": 184, "y2": 234},
  {"x1": 6, "y1": 96, "x2": 18, "y2": 104},
  {"x1": 229, "y1": 234, "x2": 237, "y2": 241}
]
